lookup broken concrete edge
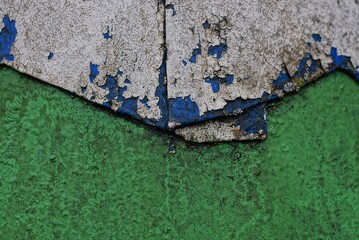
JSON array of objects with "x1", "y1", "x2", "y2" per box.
[{"x1": 0, "y1": 13, "x2": 358, "y2": 143}]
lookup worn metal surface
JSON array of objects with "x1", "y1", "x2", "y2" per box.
[{"x1": 0, "y1": 0, "x2": 358, "y2": 142}]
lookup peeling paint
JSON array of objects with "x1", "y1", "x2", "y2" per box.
[
  {"x1": 205, "y1": 74, "x2": 234, "y2": 93},
  {"x1": 0, "y1": 16, "x2": 17, "y2": 62},
  {"x1": 0, "y1": 0, "x2": 358, "y2": 142},
  {"x1": 208, "y1": 43, "x2": 227, "y2": 59},
  {"x1": 166, "y1": 0, "x2": 358, "y2": 129},
  {"x1": 89, "y1": 63, "x2": 99, "y2": 84},
  {"x1": 189, "y1": 43, "x2": 202, "y2": 63},
  {"x1": 312, "y1": 33, "x2": 322, "y2": 43},
  {"x1": 103, "y1": 27, "x2": 113, "y2": 40},
  {"x1": 99, "y1": 75, "x2": 119, "y2": 101},
  {"x1": 175, "y1": 104, "x2": 267, "y2": 142},
  {"x1": 152, "y1": 46, "x2": 169, "y2": 128},
  {"x1": 140, "y1": 97, "x2": 151, "y2": 109},
  {"x1": 169, "y1": 96, "x2": 200, "y2": 126}
]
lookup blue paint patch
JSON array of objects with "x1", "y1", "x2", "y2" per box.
[
  {"x1": 261, "y1": 91, "x2": 279, "y2": 102},
  {"x1": 117, "y1": 70, "x2": 123, "y2": 76},
  {"x1": 272, "y1": 53, "x2": 322, "y2": 92},
  {"x1": 140, "y1": 96, "x2": 151, "y2": 109},
  {"x1": 92, "y1": 65, "x2": 133, "y2": 104},
  {"x1": 97, "y1": 72, "x2": 141, "y2": 119},
  {"x1": 205, "y1": 74, "x2": 234, "y2": 93},
  {"x1": 89, "y1": 63, "x2": 99, "y2": 83},
  {"x1": 150, "y1": 47, "x2": 169, "y2": 129},
  {"x1": 182, "y1": 60, "x2": 187, "y2": 66},
  {"x1": 117, "y1": 98, "x2": 140, "y2": 118},
  {"x1": 205, "y1": 78, "x2": 220, "y2": 93},
  {"x1": 329, "y1": 47, "x2": 359, "y2": 82},
  {"x1": 298, "y1": 53, "x2": 320, "y2": 78},
  {"x1": 96, "y1": 75, "x2": 141, "y2": 119},
  {"x1": 329, "y1": 47, "x2": 350, "y2": 72},
  {"x1": 312, "y1": 34, "x2": 322, "y2": 42},
  {"x1": 100, "y1": 76, "x2": 118, "y2": 100},
  {"x1": 116, "y1": 86, "x2": 128, "y2": 103},
  {"x1": 95, "y1": 72, "x2": 143, "y2": 119},
  {"x1": 189, "y1": 43, "x2": 201, "y2": 63},
  {"x1": 233, "y1": 104, "x2": 267, "y2": 135},
  {"x1": 306, "y1": 42, "x2": 311, "y2": 47},
  {"x1": 0, "y1": 16, "x2": 17, "y2": 62},
  {"x1": 167, "y1": 4, "x2": 176, "y2": 16},
  {"x1": 168, "y1": 94, "x2": 263, "y2": 126},
  {"x1": 103, "y1": 27, "x2": 113, "y2": 40},
  {"x1": 224, "y1": 75, "x2": 234, "y2": 84},
  {"x1": 208, "y1": 43, "x2": 227, "y2": 59},
  {"x1": 271, "y1": 71, "x2": 290, "y2": 90},
  {"x1": 103, "y1": 101, "x2": 112, "y2": 108},
  {"x1": 48, "y1": 52, "x2": 54, "y2": 60},
  {"x1": 169, "y1": 96, "x2": 200, "y2": 124},
  {"x1": 203, "y1": 20, "x2": 211, "y2": 29}
]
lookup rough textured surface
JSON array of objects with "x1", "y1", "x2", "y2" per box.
[
  {"x1": 0, "y1": 67, "x2": 358, "y2": 239},
  {"x1": 0, "y1": 0, "x2": 358, "y2": 142},
  {"x1": 0, "y1": 0, "x2": 166, "y2": 125},
  {"x1": 166, "y1": 0, "x2": 359, "y2": 127}
]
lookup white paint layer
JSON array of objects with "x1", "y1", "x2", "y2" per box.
[
  {"x1": 0, "y1": 0, "x2": 165, "y2": 121},
  {"x1": 166, "y1": 0, "x2": 358, "y2": 115}
]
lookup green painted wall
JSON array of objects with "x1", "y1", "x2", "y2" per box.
[{"x1": 0, "y1": 66, "x2": 358, "y2": 239}]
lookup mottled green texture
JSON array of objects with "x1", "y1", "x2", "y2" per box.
[{"x1": 0, "y1": 66, "x2": 358, "y2": 239}]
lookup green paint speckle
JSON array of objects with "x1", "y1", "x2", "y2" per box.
[{"x1": 0, "y1": 66, "x2": 358, "y2": 239}]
